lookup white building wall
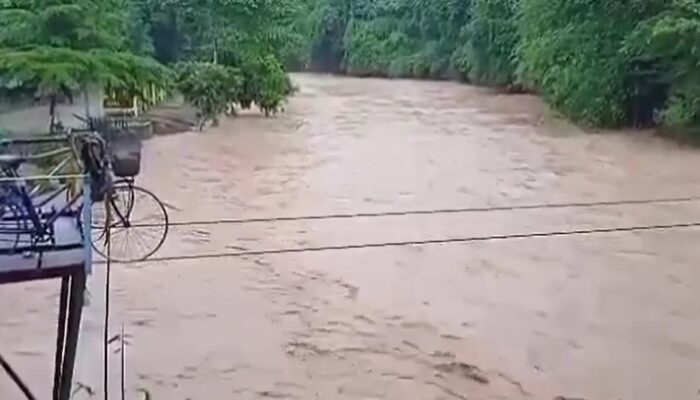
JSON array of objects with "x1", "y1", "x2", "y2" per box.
[{"x1": 0, "y1": 87, "x2": 104, "y2": 135}]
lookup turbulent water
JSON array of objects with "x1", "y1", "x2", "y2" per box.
[{"x1": 3, "y1": 74, "x2": 700, "y2": 400}]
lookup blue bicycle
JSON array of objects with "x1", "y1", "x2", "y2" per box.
[
  {"x1": 0, "y1": 129, "x2": 169, "y2": 262},
  {"x1": 0, "y1": 131, "x2": 109, "y2": 253}
]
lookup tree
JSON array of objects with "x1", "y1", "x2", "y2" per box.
[
  {"x1": 144, "y1": 0, "x2": 299, "y2": 122},
  {"x1": 157, "y1": 0, "x2": 302, "y2": 64},
  {"x1": 0, "y1": 0, "x2": 169, "y2": 131},
  {"x1": 295, "y1": 0, "x2": 700, "y2": 133},
  {"x1": 239, "y1": 55, "x2": 293, "y2": 116},
  {"x1": 305, "y1": 0, "x2": 474, "y2": 78},
  {"x1": 174, "y1": 62, "x2": 243, "y2": 130},
  {"x1": 519, "y1": 0, "x2": 669, "y2": 126},
  {"x1": 638, "y1": 0, "x2": 700, "y2": 130}
]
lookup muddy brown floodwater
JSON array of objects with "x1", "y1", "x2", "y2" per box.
[{"x1": 3, "y1": 73, "x2": 700, "y2": 400}]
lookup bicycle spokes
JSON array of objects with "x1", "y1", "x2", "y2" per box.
[{"x1": 91, "y1": 184, "x2": 169, "y2": 263}]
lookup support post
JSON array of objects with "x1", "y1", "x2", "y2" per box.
[
  {"x1": 58, "y1": 270, "x2": 86, "y2": 400},
  {"x1": 53, "y1": 277, "x2": 70, "y2": 400},
  {"x1": 83, "y1": 175, "x2": 92, "y2": 275}
]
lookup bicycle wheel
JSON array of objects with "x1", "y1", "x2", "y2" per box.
[{"x1": 91, "y1": 183, "x2": 169, "y2": 262}]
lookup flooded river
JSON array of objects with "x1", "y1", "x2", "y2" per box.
[{"x1": 3, "y1": 73, "x2": 700, "y2": 399}]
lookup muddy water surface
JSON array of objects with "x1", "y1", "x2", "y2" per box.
[{"x1": 3, "y1": 74, "x2": 700, "y2": 400}]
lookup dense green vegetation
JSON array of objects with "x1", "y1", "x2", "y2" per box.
[
  {"x1": 0, "y1": 0, "x2": 169, "y2": 129},
  {"x1": 301, "y1": 0, "x2": 700, "y2": 132},
  {"x1": 174, "y1": 56, "x2": 292, "y2": 129},
  {"x1": 2, "y1": 0, "x2": 699, "y2": 133},
  {"x1": 0, "y1": 0, "x2": 299, "y2": 130}
]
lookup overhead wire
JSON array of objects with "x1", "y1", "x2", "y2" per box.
[
  {"x1": 113, "y1": 220, "x2": 700, "y2": 264},
  {"x1": 156, "y1": 195, "x2": 700, "y2": 228}
]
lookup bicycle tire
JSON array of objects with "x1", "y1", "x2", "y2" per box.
[{"x1": 91, "y1": 183, "x2": 169, "y2": 262}]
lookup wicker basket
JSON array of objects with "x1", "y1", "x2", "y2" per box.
[{"x1": 110, "y1": 133, "x2": 142, "y2": 178}]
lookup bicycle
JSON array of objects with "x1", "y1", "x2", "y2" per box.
[
  {"x1": 90, "y1": 177, "x2": 169, "y2": 263},
  {"x1": 0, "y1": 132, "x2": 107, "y2": 254},
  {"x1": 87, "y1": 125, "x2": 169, "y2": 263},
  {"x1": 0, "y1": 129, "x2": 169, "y2": 262}
]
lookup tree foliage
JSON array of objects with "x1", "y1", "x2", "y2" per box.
[
  {"x1": 0, "y1": 0, "x2": 169, "y2": 129},
  {"x1": 238, "y1": 55, "x2": 294, "y2": 116},
  {"x1": 464, "y1": 0, "x2": 520, "y2": 87},
  {"x1": 519, "y1": 0, "x2": 668, "y2": 126},
  {"x1": 5, "y1": 0, "x2": 700, "y2": 132},
  {"x1": 641, "y1": 0, "x2": 700, "y2": 129},
  {"x1": 0, "y1": 47, "x2": 168, "y2": 96},
  {"x1": 136, "y1": 0, "x2": 304, "y2": 66},
  {"x1": 0, "y1": 0, "x2": 300, "y2": 133},
  {"x1": 299, "y1": 0, "x2": 700, "y2": 132},
  {"x1": 307, "y1": 0, "x2": 474, "y2": 78},
  {"x1": 135, "y1": 0, "x2": 300, "y2": 122},
  {"x1": 174, "y1": 62, "x2": 243, "y2": 129}
]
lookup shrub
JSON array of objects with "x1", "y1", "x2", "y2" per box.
[
  {"x1": 302, "y1": 0, "x2": 700, "y2": 133},
  {"x1": 519, "y1": 0, "x2": 669, "y2": 127},
  {"x1": 174, "y1": 62, "x2": 243, "y2": 130},
  {"x1": 240, "y1": 55, "x2": 293, "y2": 116},
  {"x1": 343, "y1": 20, "x2": 391, "y2": 76},
  {"x1": 450, "y1": 40, "x2": 472, "y2": 82},
  {"x1": 643, "y1": 0, "x2": 700, "y2": 130},
  {"x1": 175, "y1": 54, "x2": 293, "y2": 127}
]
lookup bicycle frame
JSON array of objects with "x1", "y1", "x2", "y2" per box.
[
  {"x1": 1, "y1": 128, "x2": 167, "y2": 263},
  {"x1": 0, "y1": 180, "x2": 85, "y2": 255},
  {"x1": 0, "y1": 181, "x2": 83, "y2": 233},
  {"x1": 111, "y1": 178, "x2": 136, "y2": 227},
  {"x1": 0, "y1": 131, "x2": 106, "y2": 252}
]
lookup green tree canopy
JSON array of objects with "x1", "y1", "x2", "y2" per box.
[
  {"x1": 296, "y1": 0, "x2": 700, "y2": 133},
  {"x1": 0, "y1": 0, "x2": 169, "y2": 126}
]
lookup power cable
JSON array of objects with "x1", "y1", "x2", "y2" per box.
[
  {"x1": 156, "y1": 196, "x2": 700, "y2": 228},
  {"x1": 115, "y1": 220, "x2": 700, "y2": 264}
]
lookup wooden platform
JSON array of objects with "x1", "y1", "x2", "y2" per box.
[{"x1": 0, "y1": 214, "x2": 86, "y2": 284}]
